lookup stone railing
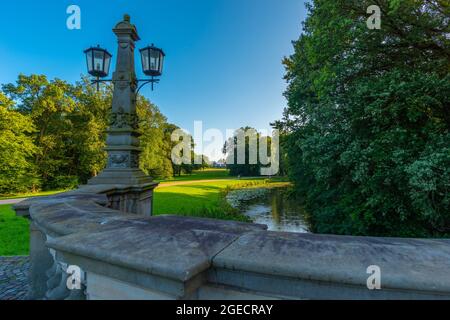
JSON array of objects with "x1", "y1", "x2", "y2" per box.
[{"x1": 14, "y1": 186, "x2": 450, "y2": 300}]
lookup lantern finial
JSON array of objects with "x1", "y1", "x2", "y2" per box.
[{"x1": 124, "y1": 14, "x2": 130, "y2": 22}]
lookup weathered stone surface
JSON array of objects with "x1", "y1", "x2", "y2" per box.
[
  {"x1": 88, "y1": 168, "x2": 154, "y2": 186},
  {"x1": 46, "y1": 216, "x2": 267, "y2": 282},
  {"x1": 44, "y1": 214, "x2": 266, "y2": 298},
  {"x1": 27, "y1": 222, "x2": 54, "y2": 299},
  {"x1": 212, "y1": 231, "x2": 450, "y2": 296},
  {"x1": 30, "y1": 201, "x2": 131, "y2": 237},
  {"x1": 105, "y1": 182, "x2": 159, "y2": 216},
  {"x1": 86, "y1": 272, "x2": 174, "y2": 300},
  {"x1": 13, "y1": 190, "x2": 109, "y2": 217},
  {"x1": 12, "y1": 180, "x2": 450, "y2": 299}
]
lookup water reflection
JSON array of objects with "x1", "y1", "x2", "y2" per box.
[{"x1": 242, "y1": 188, "x2": 310, "y2": 233}]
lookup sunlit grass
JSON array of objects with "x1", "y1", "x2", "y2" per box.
[
  {"x1": 0, "y1": 204, "x2": 29, "y2": 256},
  {"x1": 0, "y1": 189, "x2": 67, "y2": 200},
  {"x1": 158, "y1": 168, "x2": 232, "y2": 182},
  {"x1": 154, "y1": 179, "x2": 281, "y2": 221},
  {"x1": 0, "y1": 175, "x2": 287, "y2": 256}
]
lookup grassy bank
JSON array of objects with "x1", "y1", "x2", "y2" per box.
[
  {"x1": 158, "y1": 168, "x2": 232, "y2": 182},
  {"x1": 0, "y1": 204, "x2": 29, "y2": 256},
  {"x1": 154, "y1": 179, "x2": 281, "y2": 221},
  {"x1": 0, "y1": 170, "x2": 289, "y2": 256},
  {"x1": 0, "y1": 169, "x2": 233, "y2": 200},
  {"x1": 0, "y1": 189, "x2": 68, "y2": 201}
]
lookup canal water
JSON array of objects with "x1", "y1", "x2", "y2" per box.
[{"x1": 239, "y1": 188, "x2": 310, "y2": 233}]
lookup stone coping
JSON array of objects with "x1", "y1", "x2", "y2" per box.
[
  {"x1": 14, "y1": 187, "x2": 450, "y2": 296},
  {"x1": 47, "y1": 217, "x2": 266, "y2": 282},
  {"x1": 15, "y1": 187, "x2": 266, "y2": 283},
  {"x1": 212, "y1": 231, "x2": 450, "y2": 294}
]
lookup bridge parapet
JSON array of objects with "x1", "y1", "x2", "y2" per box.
[{"x1": 14, "y1": 187, "x2": 450, "y2": 300}]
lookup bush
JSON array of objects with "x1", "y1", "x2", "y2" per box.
[{"x1": 46, "y1": 175, "x2": 79, "y2": 190}]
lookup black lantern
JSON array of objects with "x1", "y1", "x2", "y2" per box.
[
  {"x1": 140, "y1": 44, "x2": 165, "y2": 77},
  {"x1": 84, "y1": 46, "x2": 112, "y2": 78}
]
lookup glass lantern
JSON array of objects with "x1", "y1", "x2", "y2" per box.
[{"x1": 84, "y1": 46, "x2": 112, "y2": 78}]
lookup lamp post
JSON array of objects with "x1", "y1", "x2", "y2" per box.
[{"x1": 84, "y1": 14, "x2": 162, "y2": 216}]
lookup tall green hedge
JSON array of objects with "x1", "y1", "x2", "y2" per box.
[{"x1": 280, "y1": 0, "x2": 449, "y2": 237}]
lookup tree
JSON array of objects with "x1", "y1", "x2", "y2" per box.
[
  {"x1": 1, "y1": 74, "x2": 178, "y2": 190},
  {"x1": 2, "y1": 74, "x2": 79, "y2": 189},
  {"x1": 163, "y1": 123, "x2": 183, "y2": 177},
  {"x1": 200, "y1": 155, "x2": 211, "y2": 169},
  {"x1": 137, "y1": 95, "x2": 174, "y2": 179},
  {"x1": 280, "y1": 0, "x2": 450, "y2": 237},
  {"x1": 1, "y1": 72, "x2": 210, "y2": 192},
  {"x1": 70, "y1": 77, "x2": 112, "y2": 182},
  {"x1": 224, "y1": 127, "x2": 266, "y2": 177},
  {"x1": 0, "y1": 91, "x2": 39, "y2": 194},
  {"x1": 2, "y1": 75, "x2": 115, "y2": 188}
]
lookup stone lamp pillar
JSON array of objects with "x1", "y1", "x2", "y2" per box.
[{"x1": 88, "y1": 15, "x2": 158, "y2": 216}]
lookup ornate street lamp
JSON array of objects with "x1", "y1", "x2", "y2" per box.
[
  {"x1": 84, "y1": 46, "x2": 112, "y2": 78},
  {"x1": 140, "y1": 44, "x2": 165, "y2": 76},
  {"x1": 84, "y1": 46, "x2": 112, "y2": 90},
  {"x1": 139, "y1": 44, "x2": 165, "y2": 90},
  {"x1": 84, "y1": 39, "x2": 164, "y2": 91},
  {"x1": 83, "y1": 14, "x2": 162, "y2": 215}
]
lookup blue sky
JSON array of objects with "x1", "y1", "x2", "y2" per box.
[{"x1": 0, "y1": 0, "x2": 307, "y2": 141}]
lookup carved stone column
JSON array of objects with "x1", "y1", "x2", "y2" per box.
[{"x1": 87, "y1": 15, "x2": 158, "y2": 215}]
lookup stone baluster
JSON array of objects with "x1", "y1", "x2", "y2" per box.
[{"x1": 45, "y1": 254, "x2": 86, "y2": 300}]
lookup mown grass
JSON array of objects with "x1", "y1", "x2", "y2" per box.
[
  {"x1": 158, "y1": 168, "x2": 232, "y2": 182},
  {"x1": 154, "y1": 179, "x2": 269, "y2": 221},
  {"x1": 154, "y1": 179, "x2": 291, "y2": 222},
  {"x1": 0, "y1": 189, "x2": 68, "y2": 200},
  {"x1": 0, "y1": 204, "x2": 29, "y2": 256},
  {"x1": 0, "y1": 169, "x2": 230, "y2": 200},
  {"x1": 0, "y1": 173, "x2": 288, "y2": 256}
]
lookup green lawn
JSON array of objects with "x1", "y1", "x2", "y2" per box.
[
  {"x1": 0, "y1": 171, "x2": 287, "y2": 256},
  {"x1": 158, "y1": 168, "x2": 232, "y2": 182},
  {"x1": 154, "y1": 179, "x2": 273, "y2": 221},
  {"x1": 0, "y1": 169, "x2": 230, "y2": 200},
  {"x1": 0, "y1": 189, "x2": 68, "y2": 200},
  {"x1": 0, "y1": 204, "x2": 29, "y2": 256},
  {"x1": 0, "y1": 169, "x2": 258, "y2": 201}
]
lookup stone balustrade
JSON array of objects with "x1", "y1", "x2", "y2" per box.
[{"x1": 14, "y1": 186, "x2": 450, "y2": 300}]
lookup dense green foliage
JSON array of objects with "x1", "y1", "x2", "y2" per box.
[
  {"x1": 0, "y1": 92, "x2": 39, "y2": 194},
  {"x1": 0, "y1": 74, "x2": 204, "y2": 195},
  {"x1": 278, "y1": 0, "x2": 449, "y2": 237}
]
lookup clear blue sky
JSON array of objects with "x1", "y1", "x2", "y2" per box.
[{"x1": 0, "y1": 0, "x2": 307, "y2": 139}]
